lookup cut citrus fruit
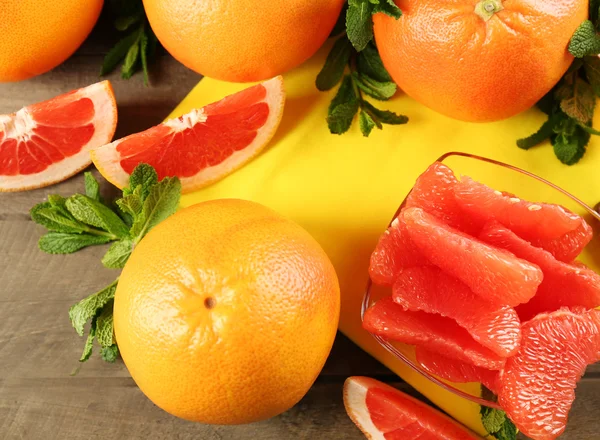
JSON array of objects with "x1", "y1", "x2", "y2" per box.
[
  {"x1": 402, "y1": 207, "x2": 543, "y2": 307},
  {"x1": 498, "y1": 308, "x2": 600, "y2": 440},
  {"x1": 363, "y1": 298, "x2": 505, "y2": 370},
  {"x1": 454, "y1": 176, "x2": 592, "y2": 261},
  {"x1": 0, "y1": 81, "x2": 117, "y2": 192},
  {"x1": 480, "y1": 221, "x2": 600, "y2": 321},
  {"x1": 415, "y1": 347, "x2": 498, "y2": 394},
  {"x1": 393, "y1": 266, "x2": 521, "y2": 357},
  {"x1": 92, "y1": 76, "x2": 285, "y2": 194},
  {"x1": 369, "y1": 215, "x2": 429, "y2": 286},
  {"x1": 405, "y1": 162, "x2": 478, "y2": 234},
  {"x1": 343, "y1": 376, "x2": 484, "y2": 440}
]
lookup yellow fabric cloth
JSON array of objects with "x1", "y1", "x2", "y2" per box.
[{"x1": 171, "y1": 45, "x2": 600, "y2": 436}]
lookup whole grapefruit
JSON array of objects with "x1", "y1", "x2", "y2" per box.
[
  {"x1": 142, "y1": 0, "x2": 346, "y2": 82},
  {"x1": 0, "y1": 0, "x2": 103, "y2": 82},
  {"x1": 113, "y1": 199, "x2": 340, "y2": 424},
  {"x1": 373, "y1": 0, "x2": 588, "y2": 122}
]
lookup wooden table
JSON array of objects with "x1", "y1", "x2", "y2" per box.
[{"x1": 1, "y1": 16, "x2": 598, "y2": 440}]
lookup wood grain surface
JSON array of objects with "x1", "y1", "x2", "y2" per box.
[{"x1": 0, "y1": 13, "x2": 599, "y2": 440}]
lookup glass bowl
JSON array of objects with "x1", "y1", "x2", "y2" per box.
[{"x1": 360, "y1": 151, "x2": 600, "y2": 409}]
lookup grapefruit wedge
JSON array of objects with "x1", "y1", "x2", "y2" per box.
[
  {"x1": 0, "y1": 81, "x2": 117, "y2": 192},
  {"x1": 343, "y1": 376, "x2": 484, "y2": 440},
  {"x1": 92, "y1": 76, "x2": 285, "y2": 194}
]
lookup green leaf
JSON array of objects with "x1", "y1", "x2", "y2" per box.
[
  {"x1": 346, "y1": 0, "x2": 374, "y2": 52},
  {"x1": 359, "y1": 110, "x2": 377, "y2": 136},
  {"x1": 353, "y1": 72, "x2": 397, "y2": 100},
  {"x1": 69, "y1": 279, "x2": 118, "y2": 336},
  {"x1": 553, "y1": 122, "x2": 590, "y2": 165},
  {"x1": 328, "y1": 102, "x2": 360, "y2": 134},
  {"x1": 84, "y1": 172, "x2": 101, "y2": 202},
  {"x1": 329, "y1": 3, "x2": 348, "y2": 37},
  {"x1": 578, "y1": 122, "x2": 600, "y2": 135},
  {"x1": 102, "y1": 239, "x2": 133, "y2": 268},
  {"x1": 569, "y1": 20, "x2": 600, "y2": 58},
  {"x1": 140, "y1": 28, "x2": 150, "y2": 86},
  {"x1": 584, "y1": 56, "x2": 600, "y2": 97},
  {"x1": 558, "y1": 75, "x2": 595, "y2": 124},
  {"x1": 372, "y1": 0, "x2": 402, "y2": 19},
  {"x1": 362, "y1": 100, "x2": 408, "y2": 125},
  {"x1": 480, "y1": 406, "x2": 506, "y2": 434},
  {"x1": 39, "y1": 232, "x2": 112, "y2": 254},
  {"x1": 100, "y1": 30, "x2": 141, "y2": 76},
  {"x1": 357, "y1": 42, "x2": 392, "y2": 82},
  {"x1": 101, "y1": 344, "x2": 119, "y2": 363},
  {"x1": 495, "y1": 419, "x2": 517, "y2": 440},
  {"x1": 128, "y1": 163, "x2": 158, "y2": 200},
  {"x1": 48, "y1": 194, "x2": 67, "y2": 209},
  {"x1": 96, "y1": 301, "x2": 115, "y2": 347},
  {"x1": 30, "y1": 203, "x2": 89, "y2": 234},
  {"x1": 517, "y1": 116, "x2": 556, "y2": 150},
  {"x1": 130, "y1": 176, "x2": 181, "y2": 240},
  {"x1": 122, "y1": 39, "x2": 141, "y2": 80},
  {"x1": 316, "y1": 36, "x2": 353, "y2": 91},
  {"x1": 65, "y1": 194, "x2": 130, "y2": 239},
  {"x1": 79, "y1": 319, "x2": 96, "y2": 362},
  {"x1": 116, "y1": 190, "x2": 143, "y2": 219},
  {"x1": 115, "y1": 13, "x2": 142, "y2": 32}
]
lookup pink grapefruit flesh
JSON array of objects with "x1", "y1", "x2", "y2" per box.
[{"x1": 529, "y1": 221, "x2": 593, "y2": 263}]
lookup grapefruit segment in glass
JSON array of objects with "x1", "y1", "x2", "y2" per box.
[
  {"x1": 393, "y1": 266, "x2": 521, "y2": 357},
  {"x1": 91, "y1": 76, "x2": 285, "y2": 194},
  {"x1": 498, "y1": 308, "x2": 600, "y2": 440},
  {"x1": 363, "y1": 297, "x2": 505, "y2": 370},
  {"x1": 528, "y1": 221, "x2": 593, "y2": 263},
  {"x1": 343, "y1": 376, "x2": 484, "y2": 440},
  {"x1": 402, "y1": 207, "x2": 543, "y2": 307},
  {"x1": 480, "y1": 221, "x2": 600, "y2": 321},
  {"x1": 0, "y1": 81, "x2": 117, "y2": 191}
]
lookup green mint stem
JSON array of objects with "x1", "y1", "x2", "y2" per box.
[{"x1": 84, "y1": 227, "x2": 118, "y2": 240}]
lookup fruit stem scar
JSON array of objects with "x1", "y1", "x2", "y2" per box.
[
  {"x1": 204, "y1": 297, "x2": 216, "y2": 309},
  {"x1": 474, "y1": 0, "x2": 503, "y2": 21}
]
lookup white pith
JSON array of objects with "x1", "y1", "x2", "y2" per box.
[
  {"x1": 0, "y1": 81, "x2": 116, "y2": 192},
  {"x1": 91, "y1": 76, "x2": 285, "y2": 194},
  {"x1": 344, "y1": 378, "x2": 386, "y2": 440}
]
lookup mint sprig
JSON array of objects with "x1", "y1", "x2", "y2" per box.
[
  {"x1": 480, "y1": 406, "x2": 517, "y2": 440},
  {"x1": 317, "y1": 2, "x2": 407, "y2": 137},
  {"x1": 31, "y1": 164, "x2": 182, "y2": 362}
]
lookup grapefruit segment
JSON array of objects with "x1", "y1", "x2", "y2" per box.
[
  {"x1": 0, "y1": 81, "x2": 117, "y2": 191},
  {"x1": 363, "y1": 298, "x2": 505, "y2": 370},
  {"x1": 480, "y1": 221, "x2": 600, "y2": 321},
  {"x1": 529, "y1": 221, "x2": 593, "y2": 263},
  {"x1": 402, "y1": 207, "x2": 543, "y2": 307},
  {"x1": 343, "y1": 376, "x2": 484, "y2": 440},
  {"x1": 415, "y1": 347, "x2": 499, "y2": 394},
  {"x1": 369, "y1": 215, "x2": 429, "y2": 286},
  {"x1": 498, "y1": 308, "x2": 600, "y2": 440},
  {"x1": 393, "y1": 267, "x2": 521, "y2": 357},
  {"x1": 92, "y1": 76, "x2": 285, "y2": 194}
]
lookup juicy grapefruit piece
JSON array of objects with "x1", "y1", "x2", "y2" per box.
[
  {"x1": 405, "y1": 162, "x2": 478, "y2": 234},
  {"x1": 92, "y1": 76, "x2": 285, "y2": 194},
  {"x1": 498, "y1": 308, "x2": 600, "y2": 440},
  {"x1": 363, "y1": 298, "x2": 505, "y2": 370},
  {"x1": 454, "y1": 176, "x2": 592, "y2": 261},
  {"x1": 343, "y1": 376, "x2": 484, "y2": 440},
  {"x1": 480, "y1": 222, "x2": 600, "y2": 321},
  {"x1": 402, "y1": 207, "x2": 543, "y2": 307},
  {"x1": 369, "y1": 215, "x2": 429, "y2": 286},
  {"x1": 415, "y1": 347, "x2": 499, "y2": 394},
  {"x1": 0, "y1": 81, "x2": 117, "y2": 191},
  {"x1": 393, "y1": 266, "x2": 521, "y2": 357}
]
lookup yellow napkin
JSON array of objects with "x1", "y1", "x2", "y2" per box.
[{"x1": 170, "y1": 44, "x2": 600, "y2": 435}]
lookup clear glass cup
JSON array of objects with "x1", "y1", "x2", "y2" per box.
[{"x1": 360, "y1": 151, "x2": 600, "y2": 409}]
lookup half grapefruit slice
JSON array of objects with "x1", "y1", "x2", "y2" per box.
[
  {"x1": 0, "y1": 81, "x2": 117, "y2": 192},
  {"x1": 343, "y1": 376, "x2": 484, "y2": 439},
  {"x1": 92, "y1": 76, "x2": 285, "y2": 194}
]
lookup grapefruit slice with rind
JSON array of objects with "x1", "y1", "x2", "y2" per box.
[
  {"x1": 402, "y1": 207, "x2": 543, "y2": 307},
  {"x1": 480, "y1": 221, "x2": 600, "y2": 321},
  {"x1": 363, "y1": 297, "x2": 505, "y2": 370},
  {"x1": 0, "y1": 81, "x2": 117, "y2": 192},
  {"x1": 393, "y1": 266, "x2": 521, "y2": 357},
  {"x1": 343, "y1": 376, "x2": 484, "y2": 440},
  {"x1": 498, "y1": 308, "x2": 600, "y2": 440},
  {"x1": 92, "y1": 76, "x2": 285, "y2": 194}
]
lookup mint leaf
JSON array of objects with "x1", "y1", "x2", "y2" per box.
[
  {"x1": 80, "y1": 319, "x2": 96, "y2": 362},
  {"x1": 48, "y1": 194, "x2": 67, "y2": 209},
  {"x1": 102, "y1": 239, "x2": 133, "y2": 268},
  {"x1": 122, "y1": 38, "x2": 141, "y2": 80},
  {"x1": 100, "y1": 30, "x2": 141, "y2": 76},
  {"x1": 96, "y1": 301, "x2": 115, "y2": 347},
  {"x1": 353, "y1": 72, "x2": 397, "y2": 100},
  {"x1": 116, "y1": 189, "x2": 143, "y2": 219},
  {"x1": 496, "y1": 419, "x2": 517, "y2": 440},
  {"x1": 316, "y1": 36, "x2": 353, "y2": 91},
  {"x1": 327, "y1": 75, "x2": 360, "y2": 134},
  {"x1": 130, "y1": 176, "x2": 181, "y2": 240},
  {"x1": 84, "y1": 172, "x2": 101, "y2": 202},
  {"x1": 480, "y1": 406, "x2": 506, "y2": 434},
  {"x1": 140, "y1": 29, "x2": 150, "y2": 86},
  {"x1": 362, "y1": 100, "x2": 408, "y2": 125},
  {"x1": 558, "y1": 75, "x2": 595, "y2": 124},
  {"x1": 346, "y1": 0, "x2": 374, "y2": 51},
  {"x1": 39, "y1": 232, "x2": 112, "y2": 254},
  {"x1": 359, "y1": 110, "x2": 377, "y2": 136},
  {"x1": 552, "y1": 118, "x2": 590, "y2": 165},
  {"x1": 69, "y1": 279, "x2": 118, "y2": 336},
  {"x1": 357, "y1": 42, "x2": 392, "y2": 82},
  {"x1": 66, "y1": 194, "x2": 130, "y2": 239},
  {"x1": 517, "y1": 116, "x2": 556, "y2": 150},
  {"x1": 101, "y1": 344, "x2": 119, "y2": 363},
  {"x1": 128, "y1": 163, "x2": 158, "y2": 200},
  {"x1": 372, "y1": 0, "x2": 402, "y2": 18},
  {"x1": 115, "y1": 13, "x2": 141, "y2": 32},
  {"x1": 30, "y1": 203, "x2": 89, "y2": 234},
  {"x1": 569, "y1": 21, "x2": 600, "y2": 58}
]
